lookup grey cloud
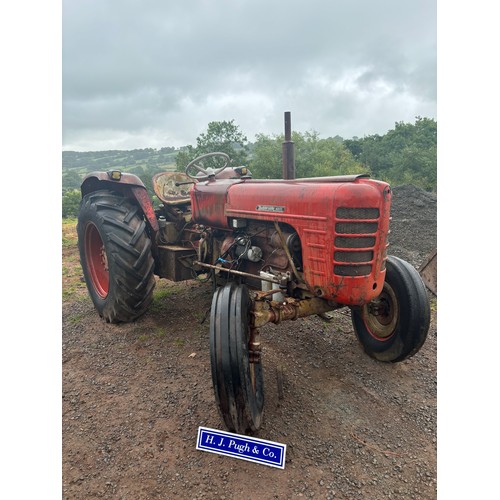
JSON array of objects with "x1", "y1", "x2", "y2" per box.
[{"x1": 63, "y1": 0, "x2": 436, "y2": 150}]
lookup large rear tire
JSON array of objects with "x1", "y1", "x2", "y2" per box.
[
  {"x1": 77, "y1": 190, "x2": 156, "y2": 323},
  {"x1": 351, "y1": 256, "x2": 430, "y2": 362},
  {"x1": 210, "y1": 283, "x2": 264, "y2": 434}
]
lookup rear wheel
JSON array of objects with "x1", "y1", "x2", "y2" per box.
[
  {"x1": 351, "y1": 256, "x2": 430, "y2": 362},
  {"x1": 77, "y1": 190, "x2": 156, "y2": 323},
  {"x1": 210, "y1": 283, "x2": 264, "y2": 434}
]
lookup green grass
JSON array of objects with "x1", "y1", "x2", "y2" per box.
[
  {"x1": 62, "y1": 218, "x2": 78, "y2": 246},
  {"x1": 194, "y1": 308, "x2": 210, "y2": 323},
  {"x1": 155, "y1": 328, "x2": 167, "y2": 338},
  {"x1": 62, "y1": 287, "x2": 76, "y2": 301},
  {"x1": 62, "y1": 261, "x2": 86, "y2": 300},
  {"x1": 67, "y1": 313, "x2": 84, "y2": 324},
  {"x1": 138, "y1": 328, "x2": 168, "y2": 342},
  {"x1": 62, "y1": 260, "x2": 81, "y2": 276},
  {"x1": 149, "y1": 284, "x2": 183, "y2": 312},
  {"x1": 173, "y1": 337, "x2": 185, "y2": 347}
]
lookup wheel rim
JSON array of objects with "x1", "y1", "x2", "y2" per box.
[
  {"x1": 362, "y1": 282, "x2": 399, "y2": 341},
  {"x1": 84, "y1": 222, "x2": 109, "y2": 298}
]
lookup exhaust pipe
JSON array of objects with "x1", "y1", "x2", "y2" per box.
[{"x1": 282, "y1": 111, "x2": 295, "y2": 180}]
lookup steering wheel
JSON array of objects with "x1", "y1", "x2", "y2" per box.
[{"x1": 185, "y1": 152, "x2": 231, "y2": 181}]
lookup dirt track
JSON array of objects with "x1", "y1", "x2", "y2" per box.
[{"x1": 62, "y1": 185, "x2": 437, "y2": 499}]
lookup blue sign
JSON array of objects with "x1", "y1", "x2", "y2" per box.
[{"x1": 196, "y1": 427, "x2": 286, "y2": 469}]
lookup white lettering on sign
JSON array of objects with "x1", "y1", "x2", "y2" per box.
[{"x1": 256, "y1": 205, "x2": 285, "y2": 213}]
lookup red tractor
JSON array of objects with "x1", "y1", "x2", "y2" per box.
[{"x1": 77, "y1": 136, "x2": 430, "y2": 434}]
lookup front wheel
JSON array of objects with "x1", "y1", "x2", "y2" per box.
[
  {"x1": 77, "y1": 190, "x2": 156, "y2": 323},
  {"x1": 210, "y1": 283, "x2": 264, "y2": 434},
  {"x1": 351, "y1": 256, "x2": 430, "y2": 362}
]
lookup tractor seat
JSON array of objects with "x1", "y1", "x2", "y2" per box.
[{"x1": 152, "y1": 172, "x2": 192, "y2": 205}]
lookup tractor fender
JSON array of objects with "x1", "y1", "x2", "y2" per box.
[{"x1": 80, "y1": 172, "x2": 159, "y2": 234}]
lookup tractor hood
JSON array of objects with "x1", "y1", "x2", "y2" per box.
[
  {"x1": 190, "y1": 174, "x2": 376, "y2": 230},
  {"x1": 191, "y1": 175, "x2": 392, "y2": 305}
]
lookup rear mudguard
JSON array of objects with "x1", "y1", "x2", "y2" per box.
[{"x1": 80, "y1": 171, "x2": 159, "y2": 235}]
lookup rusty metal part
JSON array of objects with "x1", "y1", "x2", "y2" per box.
[
  {"x1": 249, "y1": 326, "x2": 261, "y2": 363},
  {"x1": 80, "y1": 172, "x2": 160, "y2": 236},
  {"x1": 81, "y1": 171, "x2": 148, "y2": 194},
  {"x1": 419, "y1": 247, "x2": 437, "y2": 295},
  {"x1": 220, "y1": 235, "x2": 235, "y2": 258},
  {"x1": 255, "y1": 288, "x2": 284, "y2": 299},
  {"x1": 131, "y1": 186, "x2": 160, "y2": 233},
  {"x1": 152, "y1": 172, "x2": 192, "y2": 205},
  {"x1": 100, "y1": 246, "x2": 108, "y2": 272},
  {"x1": 194, "y1": 261, "x2": 286, "y2": 285},
  {"x1": 367, "y1": 299, "x2": 386, "y2": 316},
  {"x1": 272, "y1": 220, "x2": 305, "y2": 285},
  {"x1": 282, "y1": 111, "x2": 295, "y2": 180},
  {"x1": 237, "y1": 174, "x2": 370, "y2": 185},
  {"x1": 156, "y1": 245, "x2": 197, "y2": 281},
  {"x1": 251, "y1": 296, "x2": 340, "y2": 329},
  {"x1": 362, "y1": 282, "x2": 399, "y2": 339}
]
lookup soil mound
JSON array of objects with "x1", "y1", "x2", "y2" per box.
[{"x1": 389, "y1": 184, "x2": 437, "y2": 268}]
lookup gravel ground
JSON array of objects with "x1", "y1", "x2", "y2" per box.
[
  {"x1": 387, "y1": 185, "x2": 437, "y2": 269},
  {"x1": 62, "y1": 184, "x2": 437, "y2": 499}
]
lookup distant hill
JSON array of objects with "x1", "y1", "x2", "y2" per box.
[
  {"x1": 62, "y1": 117, "x2": 436, "y2": 196},
  {"x1": 62, "y1": 147, "x2": 181, "y2": 193},
  {"x1": 62, "y1": 147, "x2": 179, "y2": 171}
]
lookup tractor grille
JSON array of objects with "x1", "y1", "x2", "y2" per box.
[
  {"x1": 334, "y1": 250, "x2": 373, "y2": 262},
  {"x1": 334, "y1": 264, "x2": 373, "y2": 276},
  {"x1": 335, "y1": 236, "x2": 376, "y2": 248},
  {"x1": 336, "y1": 222, "x2": 378, "y2": 234},
  {"x1": 336, "y1": 207, "x2": 380, "y2": 219},
  {"x1": 334, "y1": 207, "x2": 379, "y2": 277}
]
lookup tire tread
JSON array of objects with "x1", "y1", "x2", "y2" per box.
[{"x1": 77, "y1": 190, "x2": 156, "y2": 323}]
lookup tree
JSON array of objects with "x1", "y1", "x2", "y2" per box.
[
  {"x1": 249, "y1": 131, "x2": 367, "y2": 179},
  {"x1": 175, "y1": 120, "x2": 249, "y2": 171},
  {"x1": 62, "y1": 189, "x2": 82, "y2": 218},
  {"x1": 175, "y1": 145, "x2": 197, "y2": 172},
  {"x1": 62, "y1": 170, "x2": 83, "y2": 194},
  {"x1": 341, "y1": 117, "x2": 437, "y2": 191},
  {"x1": 247, "y1": 133, "x2": 283, "y2": 178}
]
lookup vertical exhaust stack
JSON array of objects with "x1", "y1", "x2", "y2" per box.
[{"x1": 282, "y1": 111, "x2": 295, "y2": 180}]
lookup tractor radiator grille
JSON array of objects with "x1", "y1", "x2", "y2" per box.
[
  {"x1": 335, "y1": 236, "x2": 376, "y2": 248},
  {"x1": 335, "y1": 222, "x2": 378, "y2": 234},
  {"x1": 334, "y1": 207, "x2": 379, "y2": 277},
  {"x1": 334, "y1": 264, "x2": 373, "y2": 276},
  {"x1": 334, "y1": 250, "x2": 373, "y2": 262},
  {"x1": 336, "y1": 207, "x2": 380, "y2": 219}
]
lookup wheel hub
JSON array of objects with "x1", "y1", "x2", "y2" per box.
[
  {"x1": 100, "y1": 246, "x2": 108, "y2": 271},
  {"x1": 362, "y1": 283, "x2": 399, "y2": 340}
]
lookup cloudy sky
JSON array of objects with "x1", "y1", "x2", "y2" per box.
[{"x1": 62, "y1": 0, "x2": 436, "y2": 151}]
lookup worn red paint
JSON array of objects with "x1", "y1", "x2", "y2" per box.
[
  {"x1": 81, "y1": 172, "x2": 159, "y2": 234},
  {"x1": 191, "y1": 176, "x2": 391, "y2": 306}
]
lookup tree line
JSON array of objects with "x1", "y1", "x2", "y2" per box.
[{"x1": 62, "y1": 117, "x2": 436, "y2": 217}]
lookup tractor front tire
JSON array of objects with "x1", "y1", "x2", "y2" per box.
[
  {"x1": 210, "y1": 283, "x2": 264, "y2": 434},
  {"x1": 77, "y1": 190, "x2": 156, "y2": 323},
  {"x1": 351, "y1": 255, "x2": 430, "y2": 363}
]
